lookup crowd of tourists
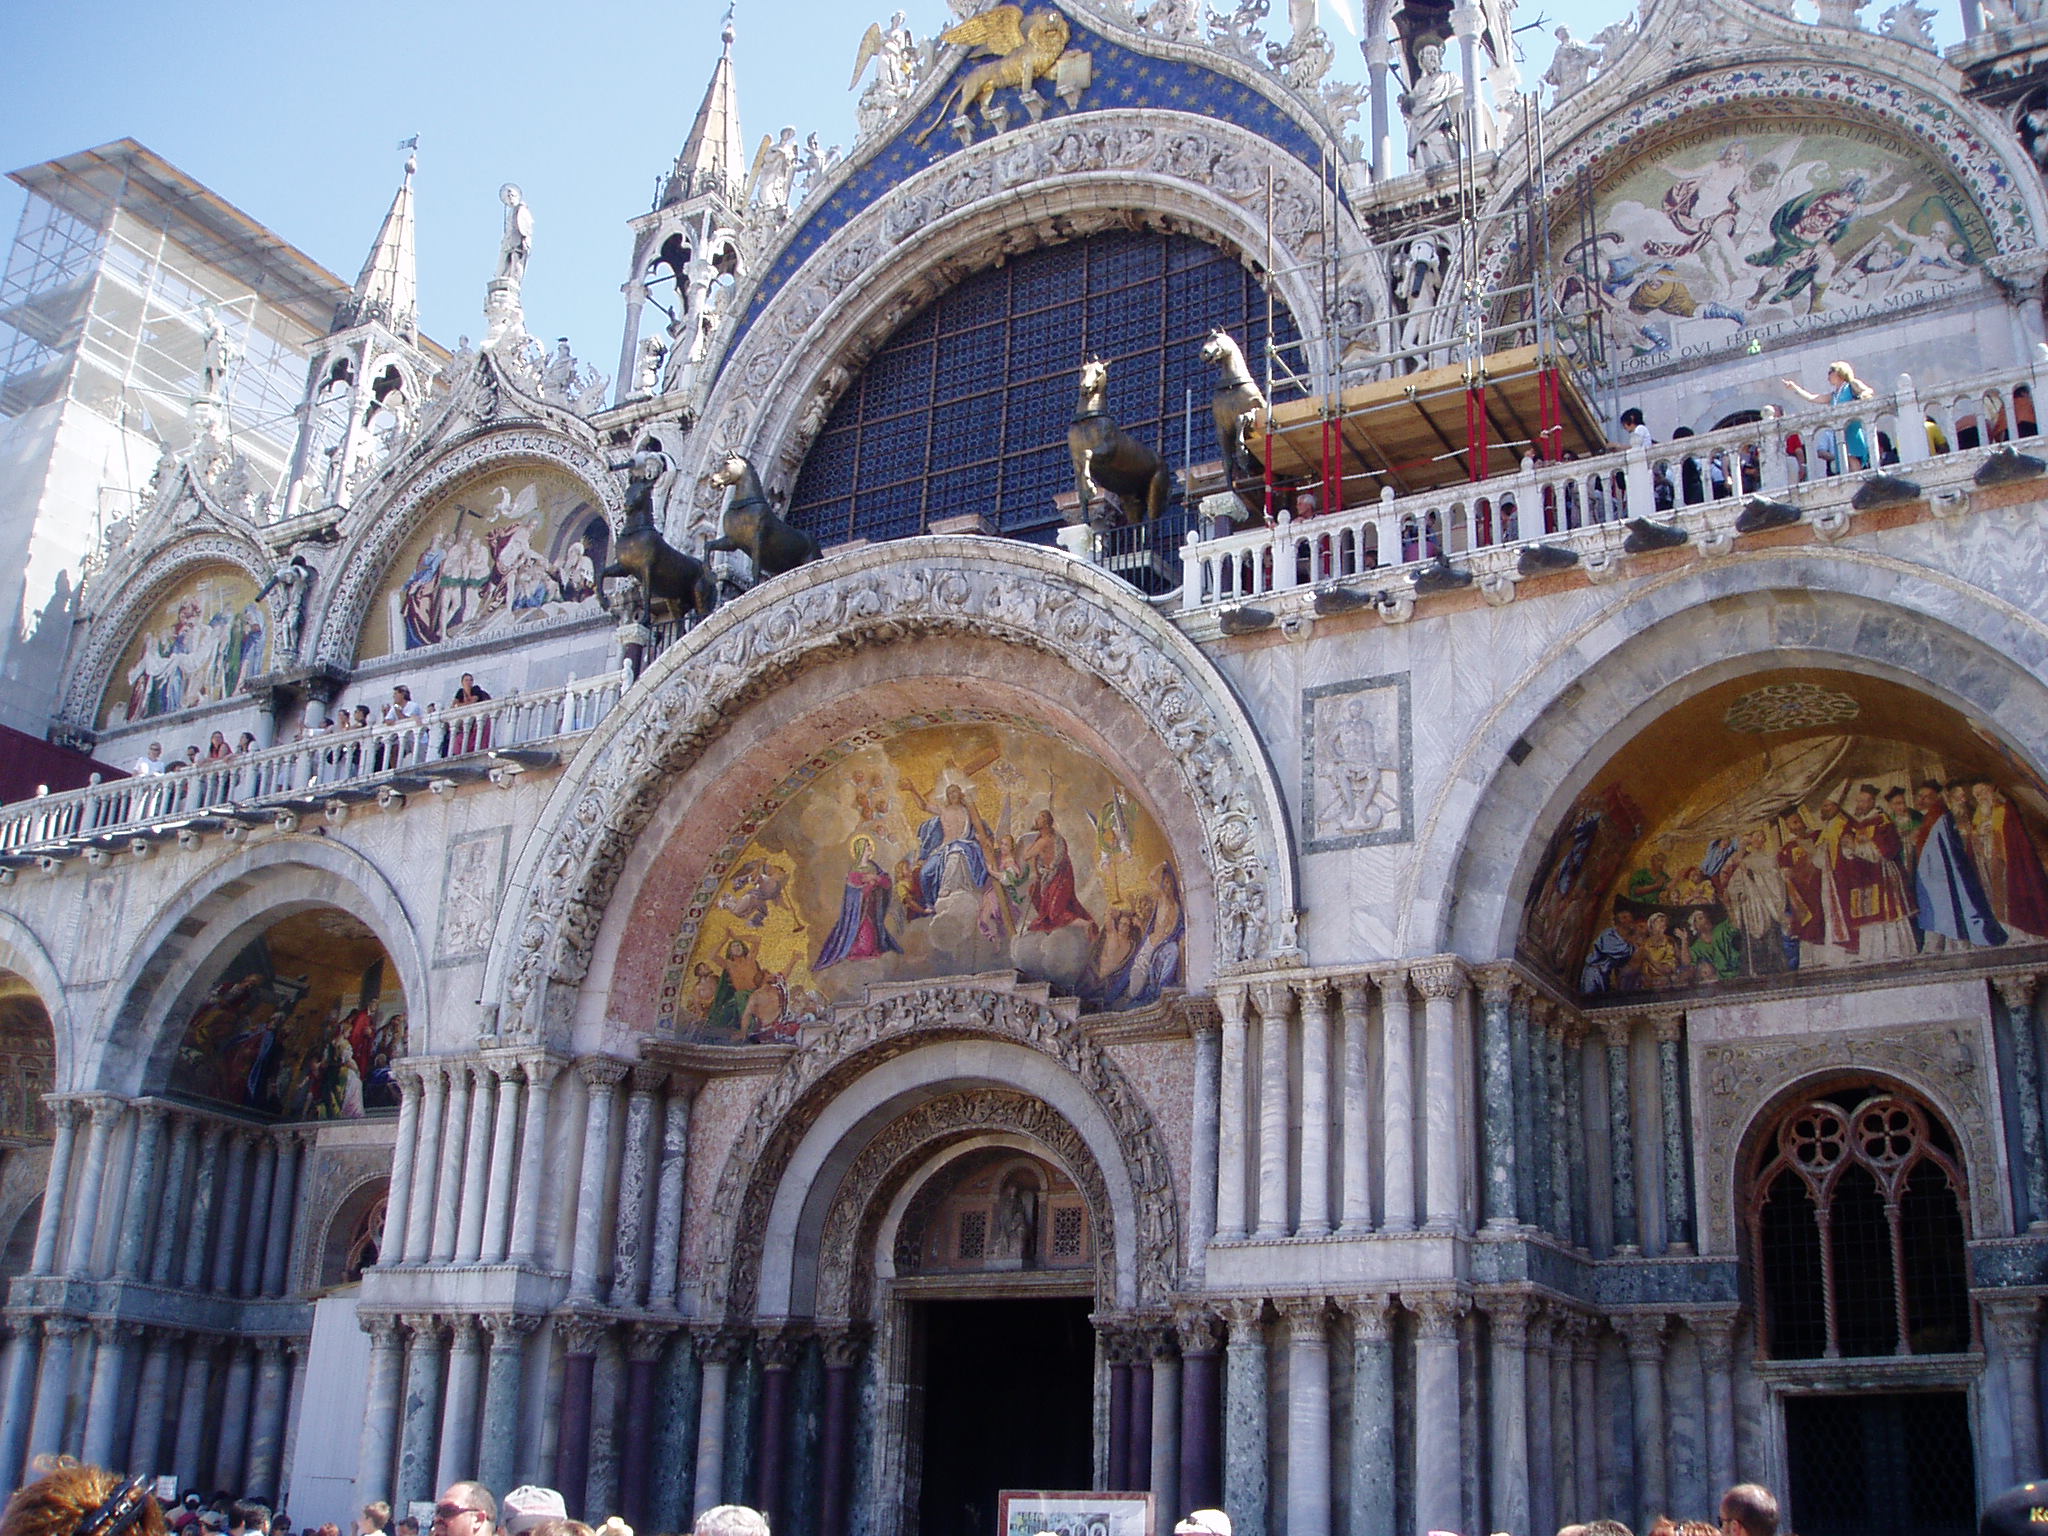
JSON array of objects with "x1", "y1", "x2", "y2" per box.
[{"x1": 5, "y1": 1463, "x2": 2046, "y2": 1536}]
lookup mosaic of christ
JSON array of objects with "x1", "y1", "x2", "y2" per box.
[{"x1": 662, "y1": 719, "x2": 1184, "y2": 1040}]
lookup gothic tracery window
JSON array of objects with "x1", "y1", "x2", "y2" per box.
[{"x1": 1749, "y1": 1085, "x2": 1971, "y2": 1360}]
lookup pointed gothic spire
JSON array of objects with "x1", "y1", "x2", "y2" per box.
[
  {"x1": 666, "y1": 8, "x2": 744, "y2": 208},
  {"x1": 342, "y1": 146, "x2": 419, "y2": 339}
]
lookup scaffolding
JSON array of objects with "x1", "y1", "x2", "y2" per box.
[{"x1": 1238, "y1": 95, "x2": 1617, "y2": 517}]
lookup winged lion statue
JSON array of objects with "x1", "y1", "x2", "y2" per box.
[{"x1": 912, "y1": 4, "x2": 1072, "y2": 145}]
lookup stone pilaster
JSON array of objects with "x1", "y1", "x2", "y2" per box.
[
  {"x1": 114, "y1": 1102, "x2": 168, "y2": 1279},
  {"x1": 1997, "y1": 974, "x2": 2048, "y2": 1230},
  {"x1": 1221, "y1": 1297, "x2": 1268, "y2": 1536},
  {"x1": 1341, "y1": 1295, "x2": 1396, "y2": 1536},
  {"x1": 1279, "y1": 1297, "x2": 1331, "y2": 1536},
  {"x1": 405, "y1": 1065, "x2": 448, "y2": 1264},
  {"x1": 478, "y1": 1313, "x2": 540, "y2": 1496},
  {"x1": 430, "y1": 1065, "x2": 474, "y2": 1264},
  {"x1": 1253, "y1": 983, "x2": 1293, "y2": 1237},
  {"x1": 1602, "y1": 1020, "x2": 1639, "y2": 1253},
  {"x1": 1409, "y1": 1291, "x2": 1467, "y2": 1536},
  {"x1": 647, "y1": 1075, "x2": 699, "y2": 1309},
  {"x1": 481, "y1": 1062, "x2": 527, "y2": 1264},
  {"x1": 569, "y1": 1058, "x2": 629, "y2": 1301},
  {"x1": 1337, "y1": 982, "x2": 1374, "y2": 1232},
  {"x1": 1410, "y1": 960, "x2": 1465, "y2": 1230},
  {"x1": 1376, "y1": 969, "x2": 1416, "y2": 1231},
  {"x1": 510, "y1": 1057, "x2": 562, "y2": 1266},
  {"x1": 380, "y1": 1064, "x2": 424, "y2": 1261},
  {"x1": 1297, "y1": 984, "x2": 1333, "y2": 1236},
  {"x1": 1483, "y1": 1294, "x2": 1532, "y2": 1536},
  {"x1": 1215, "y1": 987, "x2": 1251, "y2": 1240},
  {"x1": 1476, "y1": 973, "x2": 1518, "y2": 1229},
  {"x1": 355, "y1": 1314, "x2": 405, "y2": 1508},
  {"x1": 612, "y1": 1065, "x2": 666, "y2": 1307},
  {"x1": 28, "y1": 1099, "x2": 80, "y2": 1276},
  {"x1": 1652, "y1": 1013, "x2": 1693, "y2": 1251},
  {"x1": 395, "y1": 1315, "x2": 448, "y2": 1508},
  {"x1": 455, "y1": 1062, "x2": 498, "y2": 1264},
  {"x1": 1616, "y1": 1313, "x2": 1669, "y2": 1527}
]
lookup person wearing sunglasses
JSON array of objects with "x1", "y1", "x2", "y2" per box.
[{"x1": 431, "y1": 1487, "x2": 495, "y2": 1536}]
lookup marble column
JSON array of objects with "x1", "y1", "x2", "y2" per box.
[
  {"x1": 1999, "y1": 975, "x2": 2048, "y2": 1229},
  {"x1": 1509, "y1": 988, "x2": 1536, "y2": 1229},
  {"x1": 171, "y1": 1334, "x2": 214, "y2": 1490},
  {"x1": 28, "y1": 1316, "x2": 83, "y2": 1459},
  {"x1": 245, "y1": 1338, "x2": 291, "y2": 1501},
  {"x1": 1253, "y1": 983, "x2": 1293, "y2": 1237},
  {"x1": 262, "y1": 1131, "x2": 303, "y2": 1296},
  {"x1": 1484, "y1": 1296, "x2": 1532, "y2": 1536},
  {"x1": 647, "y1": 1077, "x2": 697, "y2": 1309},
  {"x1": 612, "y1": 1066, "x2": 665, "y2": 1307},
  {"x1": 1176, "y1": 1309, "x2": 1224, "y2": 1516},
  {"x1": 1568, "y1": 1316, "x2": 1601, "y2": 1527},
  {"x1": 1337, "y1": 982, "x2": 1374, "y2": 1233},
  {"x1": 1989, "y1": 1297, "x2": 2045, "y2": 1482},
  {"x1": 1216, "y1": 988, "x2": 1251, "y2": 1241},
  {"x1": 1653, "y1": 1015, "x2": 1693, "y2": 1252},
  {"x1": 1221, "y1": 1298, "x2": 1267, "y2": 1536},
  {"x1": 1602, "y1": 1020, "x2": 1639, "y2": 1253},
  {"x1": 214, "y1": 1341, "x2": 256, "y2": 1490},
  {"x1": 1617, "y1": 1313, "x2": 1669, "y2": 1527},
  {"x1": 396, "y1": 1316, "x2": 448, "y2": 1509},
  {"x1": 150, "y1": 1114, "x2": 197, "y2": 1286},
  {"x1": 1544, "y1": 1019, "x2": 1571, "y2": 1239},
  {"x1": 1280, "y1": 1299, "x2": 1331, "y2": 1536},
  {"x1": 0, "y1": 1325, "x2": 34, "y2": 1489},
  {"x1": 237, "y1": 1136, "x2": 278, "y2": 1296},
  {"x1": 1527, "y1": 1308, "x2": 1556, "y2": 1536},
  {"x1": 1342, "y1": 1295, "x2": 1396, "y2": 1536},
  {"x1": 436, "y1": 1318, "x2": 485, "y2": 1489},
  {"x1": 1411, "y1": 1292, "x2": 1466, "y2": 1536},
  {"x1": 1476, "y1": 975, "x2": 1518, "y2": 1229},
  {"x1": 114, "y1": 1102, "x2": 168, "y2": 1279},
  {"x1": 554, "y1": 1318, "x2": 605, "y2": 1516},
  {"x1": 1547, "y1": 1310, "x2": 1576, "y2": 1526},
  {"x1": 66, "y1": 1099, "x2": 122, "y2": 1276},
  {"x1": 692, "y1": 1328, "x2": 744, "y2": 1517},
  {"x1": 1297, "y1": 985, "x2": 1334, "y2": 1236},
  {"x1": 1528, "y1": 999, "x2": 1554, "y2": 1234},
  {"x1": 569, "y1": 1060, "x2": 627, "y2": 1301},
  {"x1": 209, "y1": 1130, "x2": 253, "y2": 1292},
  {"x1": 80, "y1": 1320, "x2": 138, "y2": 1466},
  {"x1": 621, "y1": 1324, "x2": 673, "y2": 1526},
  {"x1": 1377, "y1": 970, "x2": 1416, "y2": 1231},
  {"x1": 1190, "y1": 1018, "x2": 1223, "y2": 1272},
  {"x1": 1692, "y1": 1311, "x2": 1739, "y2": 1502},
  {"x1": 818, "y1": 1327, "x2": 867, "y2": 1536},
  {"x1": 479, "y1": 1314, "x2": 538, "y2": 1497},
  {"x1": 753, "y1": 1327, "x2": 803, "y2": 1521},
  {"x1": 405, "y1": 1066, "x2": 448, "y2": 1264},
  {"x1": 1149, "y1": 1328, "x2": 1181, "y2": 1519},
  {"x1": 1129, "y1": 1334, "x2": 1155, "y2": 1496},
  {"x1": 28, "y1": 1100, "x2": 80, "y2": 1275},
  {"x1": 1106, "y1": 1327, "x2": 1134, "y2": 1490},
  {"x1": 510, "y1": 1059, "x2": 562, "y2": 1266},
  {"x1": 455, "y1": 1063, "x2": 498, "y2": 1265},
  {"x1": 355, "y1": 1315, "x2": 406, "y2": 1507},
  {"x1": 127, "y1": 1330, "x2": 178, "y2": 1475},
  {"x1": 1412, "y1": 962, "x2": 1465, "y2": 1230},
  {"x1": 1562, "y1": 1023, "x2": 1590, "y2": 1249},
  {"x1": 430, "y1": 1066, "x2": 474, "y2": 1265},
  {"x1": 380, "y1": 1065, "x2": 423, "y2": 1262},
  {"x1": 480, "y1": 1062, "x2": 526, "y2": 1265}
]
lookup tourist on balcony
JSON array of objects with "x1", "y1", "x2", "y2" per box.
[
  {"x1": 206, "y1": 730, "x2": 234, "y2": 760},
  {"x1": 130, "y1": 741, "x2": 166, "y2": 776},
  {"x1": 1782, "y1": 360, "x2": 1872, "y2": 473},
  {"x1": 183, "y1": 744, "x2": 202, "y2": 768},
  {"x1": 384, "y1": 683, "x2": 424, "y2": 768},
  {"x1": 452, "y1": 672, "x2": 492, "y2": 754}
]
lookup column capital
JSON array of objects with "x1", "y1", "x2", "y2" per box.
[
  {"x1": 1294, "y1": 980, "x2": 1331, "y2": 1026},
  {"x1": 630, "y1": 1062, "x2": 670, "y2": 1095},
  {"x1": 91, "y1": 1318, "x2": 143, "y2": 1345},
  {"x1": 1996, "y1": 972, "x2": 2044, "y2": 1012},
  {"x1": 1173, "y1": 1306, "x2": 1224, "y2": 1354},
  {"x1": 1275, "y1": 1295, "x2": 1329, "y2": 1339},
  {"x1": 417, "y1": 1061, "x2": 450, "y2": 1096},
  {"x1": 1216, "y1": 985, "x2": 1249, "y2": 1029},
  {"x1": 134, "y1": 1099, "x2": 171, "y2": 1125},
  {"x1": 627, "y1": 1321, "x2": 678, "y2": 1363},
  {"x1": 578, "y1": 1055, "x2": 631, "y2": 1089},
  {"x1": 252, "y1": 1334, "x2": 288, "y2": 1361},
  {"x1": 1369, "y1": 965, "x2": 1410, "y2": 997},
  {"x1": 1473, "y1": 966, "x2": 1516, "y2": 1008},
  {"x1": 1684, "y1": 1308, "x2": 1742, "y2": 1368},
  {"x1": 1336, "y1": 1292, "x2": 1397, "y2": 1342},
  {"x1": 1250, "y1": 979, "x2": 1295, "y2": 1021},
  {"x1": 558, "y1": 1314, "x2": 611, "y2": 1355},
  {"x1": 1406, "y1": 1290, "x2": 1468, "y2": 1338},
  {"x1": 480, "y1": 1312, "x2": 543, "y2": 1347},
  {"x1": 1527, "y1": 1305, "x2": 1557, "y2": 1350},
  {"x1": 467, "y1": 1059, "x2": 496, "y2": 1091},
  {"x1": 1094, "y1": 1319, "x2": 1139, "y2": 1365},
  {"x1": 1410, "y1": 957, "x2": 1467, "y2": 1000},
  {"x1": 1336, "y1": 978, "x2": 1372, "y2": 1014},
  {"x1": 1559, "y1": 1014, "x2": 1590, "y2": 1049},
  {"x1": 42, "y1": 1315, "x2": 88, "y2": 1340},
  {"x1": 46, "y1": 1096, "x2": 84, "y2": 1131},
  {"x1": 1600, "y1": 1017, "x2": 1634, "y2": 1050},
  {"x1": 400, "y1": 1312, "x2": 447, "y2": 1343},
  {"x1": 447, "y1": 1316, "x2": 484, "y2": 1352},
  {"x1": 818, "y1": 1322, "x2": 871, "y2": 1369},
  {"x1": 84, "y1": 1095, "x2": 125, "y2": 1128},
  {"x1": 1615, "y1": 1311, "x2": 1669, "y2": 1358},
  {"x1": 693, "y1": 1323, "x2": 749, "y2": 1366},
  {"x1": 523, "y1": 1053, "x2": 565, "y2": 1089},
  {"x1": 756, "y1": 1325, "x2": 807, "y2": 1370},
  {"x1": 392, "y1": 1059, "x2": 426, "y2": 1092},
  {"x1": 1481, "y1": 1291, "x2": 1535, "y2": 1346},
  {"x1": 1142, "y1": 1319, "x2": 1180, "y2": 1362},
  {"x1": 1983, "y1": 1293, "x2": 2044, "y2": 1349},
  {"x1": 1648, "y1": 1011, "x2": 1686, "y2": 1045},
  {"x1": 360, "y1": 1311, "x2": 405, "y2": 1345},
  {"x1": 1222, "y1": 1295, "x2": 1267, "y2": 1334}
]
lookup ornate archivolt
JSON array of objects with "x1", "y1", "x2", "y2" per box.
[
  {"x1": 309, "y1": 425, "x2": 622, "y2": 671},
  {"x1": 699, "y1": 980, "x2": 1180, "y2": 1318},
  {"x1": 486, "y1": 538, "x2": 1300, "y2": 1037},
  {"x1": 673, "y1": 110, "x2": 1385, "y2": 536}
]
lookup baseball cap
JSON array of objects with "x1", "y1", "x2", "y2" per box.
[
  {"x1": 1983, "y1": 1481, "x2": 2048, "y2": 1536},
  {"x1": 499, "y1": 1489, "x2": 567, "y2": 1536},
  {"x1": 1174, "y1": 1515, "x2": 1231, "y2": 1536}
]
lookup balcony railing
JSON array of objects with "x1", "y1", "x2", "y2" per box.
[
  {"x1": 1, "y1": 672, "x2": 627, "y2": 856},
  {"x1": 1178, "y1": 362, "x2": 2043, "y2": 612}
]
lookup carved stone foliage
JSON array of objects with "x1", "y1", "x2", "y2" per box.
[
  {"x1": 494, "y1": 542, "x2": 1295, "y2": 1033},
  {"x1": 816, "y1": 1088, "x2": 1120, "y2": 1319},
  {"x1": 700, "y1": 980, "x2": 1181, "y2": 1317},
  {"x1": 1695, "y1": 1020, "x2": 2004, "y2": 1255},
  {"x1": 676, "y1": 110, "x2": 1377, "y2": 538},
  {"x1": 61, "y1": 534, "x2": 273, "y2": 729},
  {"x1": 311, "y1": 426, "x2": 622, "y2": 670}
]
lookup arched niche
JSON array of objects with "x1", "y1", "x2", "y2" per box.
[
  {"x1": 0, "y1": 972, "x2": 56, "y2": 1144},
  {"x1": 1518, "y1": 667, "x2": 2048, "y2": 1003},
  {"x1": 96, "y1": 560, "x2": 271, "y2": 730},
  {"x1": 353, "y1": 457, "x2": 609, "y2": 662}
]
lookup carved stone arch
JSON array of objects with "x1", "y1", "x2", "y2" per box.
[
  {"x1": 60, "y1": 534, "x2": 272, "y2": 729},
  {"x1": 0, "y1": 910, "x2": 74, "y2": 1094},
  {"x1": 1412, "y1": 548, "x2": 2048, "y2": 959},
  {"x1": 483, "y1": 537, "x2": 1299, "y2": 1035},
  {"x1": 86, "y1": 835, "x2": 429, "y2": 1097},
  {"x1": 699, "y1": 980, "x2": 1180, "y2": 1319},
  {"x1": 810, "y1": 1092, "x2": 1117, "y2": 1320},
  {"x1": 301, "y1": 1168, "x2": 392, "y2": 1293},
  {"x1": 676, "y1": 109, "x2": 1384, "y2": 537},
  {"x1": 309, "y1": 425, "x2": 623, "y2": 669}
]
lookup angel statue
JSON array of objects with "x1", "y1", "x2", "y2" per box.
[
  {"x1": 749, "y1": 127, "x2": 801, "y2": 214},
  {"x1": 852, "y1": 11, "x2": 922, "y2": 134},
  {"x1": 1543, "y1": 26, "x2": 1600, "y2": 100},
  {"x1": 796, "y1": 133, "x2": 844, "y2": 202},
  {"x1": 912, "y1": 4, "x2": 1074, "y2": 145},
  {"x1": 498, "y1": 184, "x2": 533, "y2": 286}
]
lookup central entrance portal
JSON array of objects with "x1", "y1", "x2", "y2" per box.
[{"x1": 914, "y1": 1296, "x2": 1096, "y2": 1536}]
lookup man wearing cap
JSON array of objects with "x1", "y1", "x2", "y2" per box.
[
  {"x1": 171, "y1": 1497, "x2": 203, "y2": 1534},
  {"x1": 498, "y1": 1489, "x2": 565, "y2": 1536},
  {"x1": 691, "y1": 1509, "x2": 769, "y2": 1536}
]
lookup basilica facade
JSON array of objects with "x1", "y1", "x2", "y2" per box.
[{"x1": 4, "y1": 1, "x2": 2048, "y2": 1534}]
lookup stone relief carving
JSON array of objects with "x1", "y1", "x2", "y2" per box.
[
  {"x1": 495, "y1": 546, "x2": 1294, "y2": 1034},
  {"x1": 1694, "y1": 1019, "x2": 2004, "y2": 1255},
  {"x1": 1302, "y1": 673, "x2": 1411, "y2": 852},
  {"x1": 700, "y1": 979, "x2": 1181, "y2": 1317},
  {"x1": 439, "y1": 828, "x2": 510, "y2": 963}
]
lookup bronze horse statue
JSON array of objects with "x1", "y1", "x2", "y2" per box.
[
  {"x1": 599, "y1": 453, "x2": 717, "y2": 626},
  {"x1": 1200, "y1": 328, "x2": 1268, "y2": 483},
  {"x1": 1066, "y1": 356, "x2": 1172, "y2": 529},
  {"x1": 706, "y1": 450, "x2": 821, "y2": 583}
]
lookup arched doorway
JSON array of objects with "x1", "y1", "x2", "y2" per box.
[{"x1": 0, "y1": 971, "x2": 56, "y2": 1287}]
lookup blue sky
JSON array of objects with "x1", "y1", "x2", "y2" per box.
[{"x1": 0, "y1": 0, "x2": 1964, "y2": 380}]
